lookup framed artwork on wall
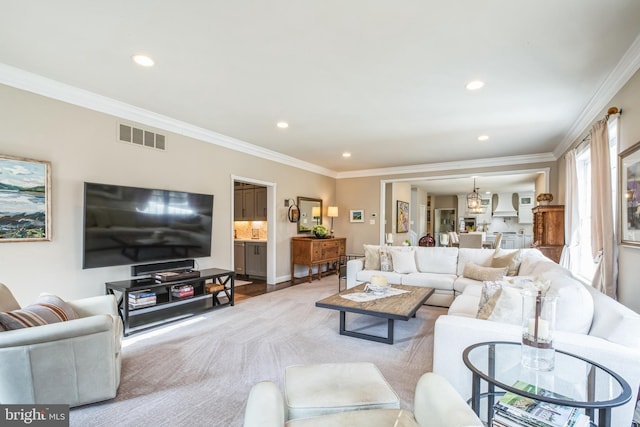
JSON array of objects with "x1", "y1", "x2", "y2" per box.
[
  {"x1": 350, "y1": 209, "x2": 364, "y2": 223},
  {"x1": 0, "y1": 154, "x2": 51, "y2": 242},
  {"x1": 396, "y1": 200, "x2": 409, "y2": 233},
  {"x1": 620, "y1": 140, "x2": 640, "y2": 247}
]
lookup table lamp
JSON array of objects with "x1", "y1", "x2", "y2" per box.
[
  {"x1": 327, "y1": 206, "x2": 338, "y2": 236},
  {"x1": 312, "y1": 206, "x2": 321, "y2": 225}
]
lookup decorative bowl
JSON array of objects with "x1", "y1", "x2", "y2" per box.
[
  {"x1": 536, "y1": 193, "x2": 553, "y2": 205},
  {"x1": 365, "y1": 284, "x2": 390, "y2": 295}
]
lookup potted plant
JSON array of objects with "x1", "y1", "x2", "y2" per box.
[{"x1": 312, "y1": 224, "x2": 329, "y2": 238}]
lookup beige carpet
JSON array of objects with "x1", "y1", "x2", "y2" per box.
[{"x1": 70, "y1": 275, "x2": 447, "y2": 427}]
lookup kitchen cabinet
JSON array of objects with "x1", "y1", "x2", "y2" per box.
[
  {"x1": 234, "y1": 241, "x2": 245, "y2": 275},
  {"x1": 234, "y1": 184, "x2": 267, "y2": 221},
  {"x1": 518, "y1": 192, "x2": 534, "y2": 224},
  {"x1": 245, "y1": 241, "x2": 267, "y2": 278},
  {"x1": 532, "y1": 205, "x2": 564, "y2": 263}
]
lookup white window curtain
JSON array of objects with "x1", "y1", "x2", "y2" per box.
[
  {"x1": 560, "y1": 149, "x2": 580, "y2": 274},
  {"x1": 589, "y1": 119, "x2": 618, "y2": 297}
]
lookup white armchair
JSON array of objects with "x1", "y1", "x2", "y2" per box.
[{"x1": 0, "y1": 283, "x2": 123, "y2": 407}]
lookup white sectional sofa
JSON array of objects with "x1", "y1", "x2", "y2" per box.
[
  {"x1": 346, "y1": 245, "x2": 543, "y2": 307},
  {"x1": 347, "y1": 245, "x2": 640, "y2": 426}
]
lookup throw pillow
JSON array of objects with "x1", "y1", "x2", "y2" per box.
[
  {"x1": 379, "y1": 247, "x2": 394, "y2": 272},
  {"x1": 462, "y1": 262, "x2": 509, "y2": 282},
  {"x1": 476, "y1": 285, "x2": 523, "y2": 325},
  {"x1": 491, "y1": 249, "x2": 523, "y2": 276},
  {"x1": 363, "y1": 244, "x2": 381, "y2": 270},
  {"x1": 389, "y1": 247, "x2": 417, "y2": 274},
  {"x1": 0, "y1": 294, "x2": 78, "y2": 331}
]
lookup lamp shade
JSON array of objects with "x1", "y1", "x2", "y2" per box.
[
  {"x1": 327, "y1": 206, "x2": 339, "y2": 217},
  {"x1": 312, "y1": 206, "x2": 321, "y2": 218}
]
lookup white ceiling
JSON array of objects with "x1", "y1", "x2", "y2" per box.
[{"x1": 1, "y1": 1, "x2": 640, "y2": 194}]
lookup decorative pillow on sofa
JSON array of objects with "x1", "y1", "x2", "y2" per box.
[
  {"x1": 379, "y1": 246, "x2": 394, "y2": 272},
  {"x1": 389, "y1": 247, "x2": 417, "y2": 274},
  {"x1": 476, "y1": 285, "x2": 523, "y2": 325},
  {"x1": 363, "y1": 244, "x2": 381, "y2": 270},
  {"x1": 462, "y1": 263, "x2": 508, "y2": 282},
  {"x1": 490, "y1": 249, "x2": 522, "y2": 276},
  {"x1": 0, "y1": 294, "x2": 78, "y2": 331}
]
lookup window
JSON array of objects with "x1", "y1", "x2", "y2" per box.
[{"x1": 573, "y1": 117, "x2": 618, "y2": 282}]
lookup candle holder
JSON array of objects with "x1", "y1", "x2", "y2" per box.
[{"x1": 521, "y1": 289, "x2": 557, "y2": 371}]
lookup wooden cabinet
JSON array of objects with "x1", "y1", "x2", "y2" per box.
[
  {"x1": 254, "y1": 187, "x2": 267, "y2": 220},
  {"x1": 291, "y1": 237, "x2": 346, "y2": 283},
  {"x1": 245, "y1": 241, "x2": 267, "y2": 278},
  {"x1": 532, "y1": 205, "x2": 564, "y2": 263}
]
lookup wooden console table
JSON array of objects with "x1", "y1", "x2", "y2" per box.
[{"x1": 291, "y1": 237, "x2": 346, "y2": 283}]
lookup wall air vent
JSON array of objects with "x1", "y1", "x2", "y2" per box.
[{"x1": 118, "y1": 123, "x2": 166, "y2": 151}]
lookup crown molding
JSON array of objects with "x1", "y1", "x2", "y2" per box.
[
  {"x1": 553, "y1": 33, "x2": 640, "y2": 158},
  {"x1": 336, "y1": 153, "x2": 556, "y2": 179},
  {"x1": 0, "y1": 63, "x2": 337, "y2": 179}
]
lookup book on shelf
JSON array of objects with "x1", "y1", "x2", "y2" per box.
[
  {"x1": 494, "y1": 380, "x2": 590, "y2": 427},
  {"x1": 171, "y1": 284, "x2": 194, "y2": 298},
  {"x1": 128, "y1": 300, "x2": 156, "y2": 309},
  {"x1": 129, "y1": 289, "x2": 156, "y2": 299}
]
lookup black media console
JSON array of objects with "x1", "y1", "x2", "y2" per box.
[{"x1": 106, "y1": 267, "x2": 235, "y2": 336}]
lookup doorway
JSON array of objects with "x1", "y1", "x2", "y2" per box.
[{"x1": 231, "y1": 176, "x2": 276, "y2": 285}]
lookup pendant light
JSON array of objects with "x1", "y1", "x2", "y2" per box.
[{"x1": 467, "y1": 178, "x2": 482, "y2": 210}]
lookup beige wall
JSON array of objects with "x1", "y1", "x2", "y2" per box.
[
  {"x1": 555, "y1": 68, "x2": 640, "y2": 312},
  {"x1": 0, "y1": 85, "x2": 335, "y2": 304}
]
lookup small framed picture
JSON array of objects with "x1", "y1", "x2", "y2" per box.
[{"x1": 350, "y1": 209, "x2": 364, "y2": 223}]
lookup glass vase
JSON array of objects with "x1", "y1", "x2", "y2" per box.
[{"x1": 521, "y1": 291, "x2": 557, "y2": 371}]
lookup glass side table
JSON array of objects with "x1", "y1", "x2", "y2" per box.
[{"x1": 463, "y1": 341, "x2": 632, "y2": 427}]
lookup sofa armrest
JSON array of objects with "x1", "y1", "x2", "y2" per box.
[
  {"x1": 243, "y1": 381, "x2": 285, "y2": 427},
  {"x1": 346, "y1": 258, "x2": 365, "y2": 289},
  {"x1": 68, "y1": 294, "x2": 119, "y2": 318},
  {"x1": 433, "y1": 315, "x2": 640, "y2": 427},
  {"x1": 0, "y1": 314, "x2": 115, "y2": 348}
]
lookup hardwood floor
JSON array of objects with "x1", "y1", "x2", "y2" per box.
[{"x1": 234, "y1": 278, "x2": 293, "y2": 302}]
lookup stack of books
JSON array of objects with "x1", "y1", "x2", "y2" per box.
[
  {"x1": 129, "y1": 289, "x2": 156, "y2": 309},
  {"x1": 171, "y1": 284, "x2": 194, "y2": 299},
  {"x1": 492, "y1": 381, "x2": 590, "y2": 427}
]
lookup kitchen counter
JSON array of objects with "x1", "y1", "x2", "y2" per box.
[{"x1": 234, "y1": 239, "x2": 267, "y2": 242}]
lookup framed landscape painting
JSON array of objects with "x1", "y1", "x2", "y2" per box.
[
  {"x1": 350, "y1": 209, "x2": 364, "y2": 223},
  {"x1": 0, "y1": 155, "x2": 51, "y2": 242},
  {"x1": 396, "y1": 200, "x2": 409, "y2": 233}
]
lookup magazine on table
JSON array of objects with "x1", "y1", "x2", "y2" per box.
[{"x1": 493, "y1": 380, "x2": 590, "y2": 427}]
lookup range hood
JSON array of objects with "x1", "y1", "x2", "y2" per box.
[{"x1": 492, "y1": 193, "x2": 518, "y2": 217}]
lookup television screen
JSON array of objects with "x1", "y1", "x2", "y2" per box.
[{"x1": 83, "y1": 182, "x2": 213, "y2": 269}]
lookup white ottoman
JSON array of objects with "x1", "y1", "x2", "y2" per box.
[{"x1": 284, "y1": 362, "x2": 400, "y2": 419}]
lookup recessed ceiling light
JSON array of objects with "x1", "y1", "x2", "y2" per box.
[
  {"x1": 478, "y1": 135, "x2": 489, "y2": 141},
  {"x1": 276, "y1": 121, "x2": 289, "y2": 129},
  {"x1": 342, "y1": 152, "x2": 351, "y2": 158},
  {"x1": 132, "y1": 54, "x2": 154, "y2": 67},
  {"x1": 466, "y1": 80, "x2": 485, "y2": 90}
]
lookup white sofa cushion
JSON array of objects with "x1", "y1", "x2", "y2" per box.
[
  {"x1": 389, "y1": 247, "x2": 417, "y2": 274},
  {"x1": 584, "y1": 284, "x2": 640, "y2": 348},
  {"x1": 402, "y1": 273, "x2": 457, "y2": 291},
  {"x1": 453, "y1": 276, "x2": 482, "y2": 294},
  {"x1": 414, "y1": 247, "x2": 458, "y2": 274},
  {"x1": 456, "y1": 248, "x2": 495, "y2": 275}
]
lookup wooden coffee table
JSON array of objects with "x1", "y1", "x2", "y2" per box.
[{"x1": 315, "y1": 283, "x2": 434, "y2": 344}]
